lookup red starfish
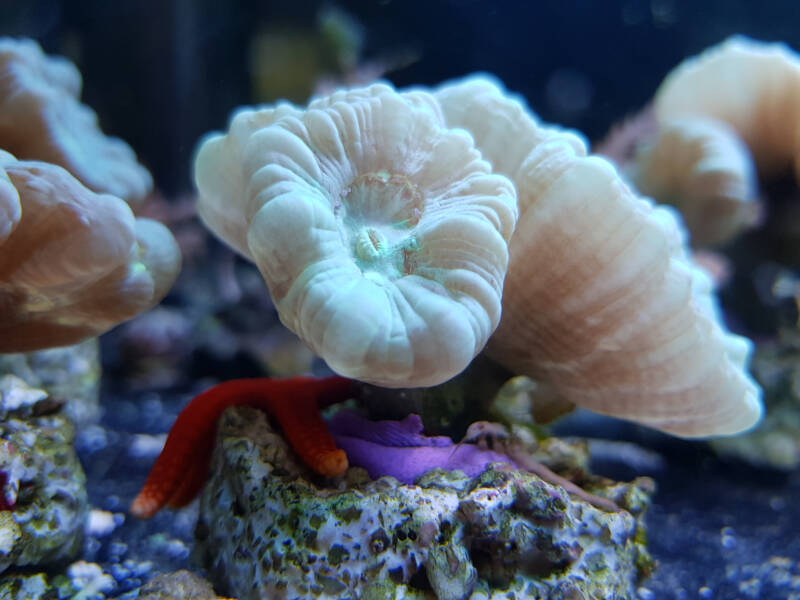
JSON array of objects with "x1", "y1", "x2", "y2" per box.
[{"x1": 130, "y1": 375, "x2": 355, "y2": 519}]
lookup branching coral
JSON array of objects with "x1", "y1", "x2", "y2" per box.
[
  {"x1": 0, "y1": 152, "x2": 180, "y2": 353},
  {"x1": 0, "y1": 38, "x2": 153, "y2": 207},
  {"x1": 435, "y1": 75, "x2": 762, "y2": 437},
  {"x1": 194, "y1": 83, "x2": 518, "y2": 387}
]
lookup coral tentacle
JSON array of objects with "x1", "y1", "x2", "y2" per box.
[{"x1": 130, "y1": 375, "x2": 354, "y2": 519}]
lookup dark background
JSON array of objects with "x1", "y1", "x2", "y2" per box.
[
  {"x1": 1, "y1": 0, "x2": 799, "y2": 194},
  {"x1": 2, "y1": 3, "x2": 799, "y2": 598}
]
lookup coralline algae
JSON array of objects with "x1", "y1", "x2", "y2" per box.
[
  {"x1": 0, "y1": 338, "x2": 102, "y2": 428},
  {"x1": 195, "y1": 406, "x2": 654, "y2": 600},
  {"x1": 0, "y1": 375, "x2": 89, "y2": 573}
]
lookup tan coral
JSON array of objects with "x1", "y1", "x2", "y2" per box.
[
  {"x1": 436, "y1": 75, "x2": 762, "y2": 437},
  {"x1": 194, "y1": 101, "x2": 302, "y2": 257},
  {"x1": 628, "y1": 116, "x2": 760, "y2": 246},
  {"x1": 655, "y1": 36, "x2": 800, "y2": 182},
  {"x1": 194, "y1": 83, "x2": 518, "y2": 387},
  {"x1": 0, "y1": 151, "x2": 19, "y2": 242},
  {"x1": 0, "y1": 37, "x2": 153, "y2": 206},
  {"x1": 0, "y1": 153, "x2": 181, "y2": 353},
  {"x1": 435, "y1": 75, "x2": 587, "y2": 214}
]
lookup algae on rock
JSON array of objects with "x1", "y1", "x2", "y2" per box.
[
  {"x1": 0, "y1": 375, "x2": 89, "y2": 573},
  {"x1": 0, "y1": 339, "x2": 101, "y2": 428},
  {"x1": 195, "y1": 406, "x2": 654, "y2": 600},
  {"x1": 135, "y1": 569, "x2": 228, "y2": 600}
]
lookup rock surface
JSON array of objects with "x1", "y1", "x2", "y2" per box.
[
  {"x1": 195, "y1": 406, "x2": 653, "y2": 600},
  {"x1": 0, "y1": 339, "x2": 102, "y2": 428},
  {"x1": 135, "y1": 569, "x2": 228, "y2": 600},
  {"x1": 0, "y1": 375, "x2": 89, "y2": 573}
]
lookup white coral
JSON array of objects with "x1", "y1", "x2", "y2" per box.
[{"x1": 194, "y1": 84, "x2": 518, "y2": 387}]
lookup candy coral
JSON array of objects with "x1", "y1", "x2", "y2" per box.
[
  {"x1": 192, "y1": 74, "x2": 761, "y2": 434},
  {"x1": 598, "y1": 36, "x2": 800, "y2": 248},
  {"x1": 0, "y1": 161, "x2": 18, "y2": 242},
  {"x1": 145, "y1": 76, "x2": 764, "y2": 523},
  {"x1": 0, "y1": 151, "x2": 180, "y2": 353},
  {"x1": 434, "y1": 75, "x2": 762, "y2": 438},
  {"x1": 627, "y1": 116, "x2": 760, "y2": 247},
  {"x1": 0, "y1": 38, "x2": 152, "y2": 206},
  {"x1": 194, "y1": 83, "x2": 518, "y2": 387},
  {"x1": 655, "y1": 36, "x2": 800, "y2": 183},
  {"x1": 131, "y1": 375, "x2": 355, "y2": 519}
]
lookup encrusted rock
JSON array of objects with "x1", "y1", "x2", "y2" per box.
[
  {"x1": 0, "y1": 561, "x2": 114, "y2": 599},
  {"x1": 0, "y1": 572, "x2": 62, "y2": 600},
  {"x1": 136, "y1": 569, "x2": 226, "y2": 600},
  {"x1": 0, "y1": 375, "x2": 88, "y2": 573},
  {"x1": 0, "y1": 338, "x2": 101, "y2": 427},
  {"x1": 195, "y1": 406, "x2": 654, "y2": 599}
]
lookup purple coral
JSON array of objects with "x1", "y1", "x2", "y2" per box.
[{"x1": 327, "y1": 410, "x2": 521, "y2": 484}]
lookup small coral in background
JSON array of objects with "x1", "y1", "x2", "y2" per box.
[
  {"x1": 0, "y1": 38, "x2": 153, "y2": 207},
  {"x1": 0, "y1": 151, "x2": 180, "y2": 353},
  {"x1": 597, "y1": 36, "x2": 800, "y2": 248},
  {"x1": 626, "y1": 116, "x2": 760, "y2": 247},
  {"x1": 249, "y1": 6, "x2": 365, "y2": 103},
  {"x1": 249, "y1": 6, "x2": 417, "y2": 104},
  {"x1": 655, "y1": 36, "x2": 800, "y2": 183}
]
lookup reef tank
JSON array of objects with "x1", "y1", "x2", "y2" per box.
[{"x1": 0, "y1": 1, "x2": 798, "y2": 598}]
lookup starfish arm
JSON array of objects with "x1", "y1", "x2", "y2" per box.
[
  {"x1": 305, "y1": 375, "x2": 361, "y2": 408},
  {"x1": 164, "y1": 444, "x2": 216, "y2": 509},
  {"x1": 130, "y1": 376, "x2": 354, "y2": 519},
  {"x1": 244, "y1": 375, "x2": 355, "y2": 477},
  {"x1": 504, "y1": 443, "x2": 621, "y2": 513},
  {"x1": 130, "y1": 379, "x2": 255, "y2": 519},
  {"x1": 264, "y1": 388, "x2": 349, "y2": 477}
]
